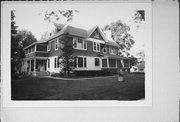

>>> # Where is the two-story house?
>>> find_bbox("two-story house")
[22,23,131,76]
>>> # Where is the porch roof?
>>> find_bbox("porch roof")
[98,54,130,59]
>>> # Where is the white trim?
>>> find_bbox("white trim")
[93,41,100,52]
[102,58,108,68]
[109,47,117,55]
[76,56,87,68]
[55,39,58,50]
[47,42,51,52]
[35,51,48,53]
[87,38,105,44]
[94,57,100,67]
[73,37,87,50]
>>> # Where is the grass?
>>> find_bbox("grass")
[11,73,145,100]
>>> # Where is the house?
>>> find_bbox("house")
[22,23,132,76]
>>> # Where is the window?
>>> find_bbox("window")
[93,42,100,52]
[102,59,107,67]
[102,47,107,54]
[84,40,87,50]
[109,47,116,54]
[55,39,58,50]
[109,59,116,67]
[78,57,83,67]
[76,57,87,68]
[47,42,51,51]
[54,57,60,68]
[84,57,87,67]
[54,57,57,68]
[48,59,50,68]
[73,38,87,50]
[95,58,100,67]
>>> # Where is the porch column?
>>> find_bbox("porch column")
[107,58,109,68]
[34,58,36,72]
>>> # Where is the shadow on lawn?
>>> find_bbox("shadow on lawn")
[11,73,145,100]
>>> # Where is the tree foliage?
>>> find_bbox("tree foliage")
[39,10,79,23]
[11,10,23,77]
[133,10,145,23]
[18,29,37,48]
[58,35,76,77]
[103,20,135,57]
[11,11,37,77]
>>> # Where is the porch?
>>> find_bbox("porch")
[25,57,49,76]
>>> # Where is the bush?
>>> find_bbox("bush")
[74,70,113,77]
[51,72,63,77]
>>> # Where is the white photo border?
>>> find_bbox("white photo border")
[1,1,152,107]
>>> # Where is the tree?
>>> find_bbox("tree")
[18,29,37,48]
[103,20,135,57]
[133,10,145,29]
[133,10,145,23]
[58,35,76,77]
[11,11,37,78]
[39,10,79,23]
[11,10,23,77]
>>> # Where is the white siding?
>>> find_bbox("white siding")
[75,56,102,71]
[47,56,62,73]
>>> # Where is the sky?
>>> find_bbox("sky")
[14,2,151,56]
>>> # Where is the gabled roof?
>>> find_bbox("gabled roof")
[24,23,120,49]
[87,25,109,42]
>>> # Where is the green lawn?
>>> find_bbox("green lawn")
[11,73,145,100]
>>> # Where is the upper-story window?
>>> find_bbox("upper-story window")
[109,47,116,55]
[102,47,107,54]
[55,39,58,50]
[47,42,51,51]
[93,42,100,52]
[73,37,87,50]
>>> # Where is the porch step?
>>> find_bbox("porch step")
[35,71,50,76]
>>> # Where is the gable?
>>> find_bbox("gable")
[89,28,105,41]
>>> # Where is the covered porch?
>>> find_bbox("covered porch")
[25,57,49,76]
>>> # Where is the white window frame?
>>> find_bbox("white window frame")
[55,39,58,50]
[109,47,116,55]
[47,42,51,52]
[73,37,87,50]
[93,42,100,52]
[94,58,100,67]
[76,56,87,68]
[102,58,108,68]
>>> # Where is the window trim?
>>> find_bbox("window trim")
[109,47,116,55]
[73,37,87,50]
[55,39,58,50]
[94,58,100,67]
[102,58,108,68]
[76,56,87,68]
[93,42,100,52]
[47,42,51,52]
